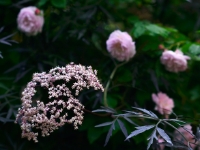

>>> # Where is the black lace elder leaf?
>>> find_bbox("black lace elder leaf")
[123,116,138,126]
[167,119,186,124]
[147,129,157,150]
[188,146,193,150]
[95,121,114,127]
[0,27,17,46]
[126,125,155,140]
[157,127,173,145]
[101,106,117,113]
[104,123,115,146]
[124,110,141,115]
[92,106,117,114]
[117,119,129,140]
[132,107,158,118]
[92,109,114,113]
[0,51,2,58]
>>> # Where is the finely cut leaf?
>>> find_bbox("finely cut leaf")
[92,109,113,113]
[0,93,16,99]
[95,121,113,127]
[117,119,128,139]
[157,127,173,145]
[101,106,117,113]
[124,116,138,126]
[6,108,12,119]
[0,40,11,45]
[168,119,186,124]
[132,107,158,118]
[135,125,155,130]
[0,27,4,32]
[104,124,114,146]
[126,125,155,140]
[124,111,141,115]
[147,129,157,150]
[112,122,115,130]
[0,117,13,123]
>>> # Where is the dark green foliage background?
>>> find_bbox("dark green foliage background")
[1,0,200,149]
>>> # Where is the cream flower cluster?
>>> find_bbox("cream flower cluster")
[17,6,44,36]
[106,30,136,62]
[160,49,190,73]
[15,63,104,142]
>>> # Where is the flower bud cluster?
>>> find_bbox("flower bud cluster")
[15,63,104,142]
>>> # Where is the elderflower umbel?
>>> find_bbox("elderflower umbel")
[15,63,104,142]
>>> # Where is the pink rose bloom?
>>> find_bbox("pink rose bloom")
[152,92,174,116]
[160,49,190,73]
[17,6,44,36]
[174,124,197,149]
[157,138,165,150]
[106,30,136,61]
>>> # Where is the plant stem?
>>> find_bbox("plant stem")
[113,114,159,121]
[163,120,188,143]
[103,61,128,107]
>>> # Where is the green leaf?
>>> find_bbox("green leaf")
[117,69,132,83]
[79,115,95,131]
[107,95,118,108]
[0,83,9,90]
[51,0,67,8]
[88,126,107,144]
[0,0,11,5]
[145,24,169,37]
[132,21,146,38]
[181,42,192,53]
[190,86,200,101]
[38,0,49,7]
[189,44,200,55]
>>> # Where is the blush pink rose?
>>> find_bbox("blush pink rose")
[17,6,44,36]
[106,30,136,61]
[152,92,174,116]
[157,138,165,150]
[160,49,190,73]
[174,124,197,149]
